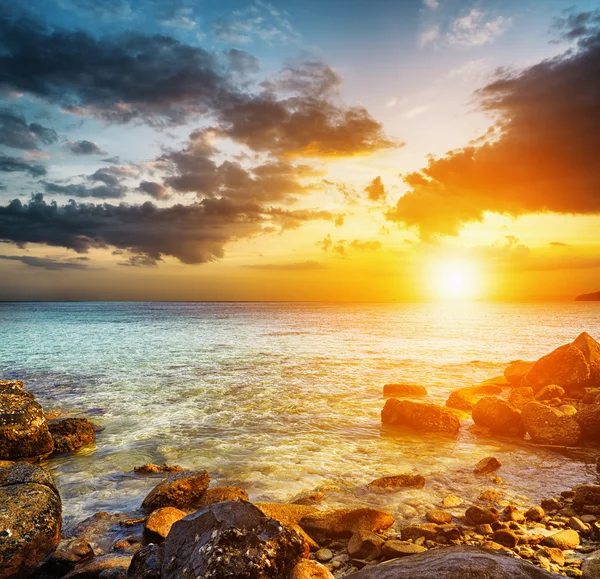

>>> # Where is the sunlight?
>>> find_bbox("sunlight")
[430,259,479,300]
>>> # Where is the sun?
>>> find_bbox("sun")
[429,259,479,300]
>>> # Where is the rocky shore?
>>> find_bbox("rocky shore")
[1,332,600,578]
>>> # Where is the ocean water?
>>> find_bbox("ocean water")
[1,301,599,527]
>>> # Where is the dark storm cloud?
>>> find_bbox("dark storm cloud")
[386,13,600,238]
[65,140,106,155]
[0,194,339,264]
[0,110,58,150]
[138,181,171,200]
[0,254,91,270]
[101,156,122,165]
[0,155,46,177]
[43,182,127,199]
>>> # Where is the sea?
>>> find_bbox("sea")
[1,301,599,527]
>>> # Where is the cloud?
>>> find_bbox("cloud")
[59,0,135,21]
[365,176,386,202]
[42,182,127,199]
[65,140,106,155]
[447,8,511,48]
[244,260,327,270]
[138,181,171,200]
[403,105,430,119]
[0,110,58,150]
[418,25,440,48]
[423,0,439,9]
[159,7,197,30]
[386,16,600,237]
[349,240,382,251]
[0,155,46,177]
[0,254,91,270]
[0,193,340,264]
[552,9,600,46]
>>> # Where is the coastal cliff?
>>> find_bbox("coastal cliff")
[576,291,600,301]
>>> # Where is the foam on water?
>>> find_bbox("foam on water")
[1,301,599,525]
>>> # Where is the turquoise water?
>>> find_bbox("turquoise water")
[1,301,599,526]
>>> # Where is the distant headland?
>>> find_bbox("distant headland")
[576,291,600,301]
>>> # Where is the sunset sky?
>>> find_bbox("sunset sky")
[0,0,599,301]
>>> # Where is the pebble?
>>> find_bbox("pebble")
[315,549,333,563]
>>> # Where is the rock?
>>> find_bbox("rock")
[134,464,184,474]
[300,508,394,538]
[425,510,452,524]
[573,332,600,386]
[50,537,95,575]
[0,462,62,579]
[0,394,54,460]
[314,548,333,562]
[524,343,590,393]
[381,399,460,436]
[576,403,600,440]
[569,517,589,533]
[141,470,210,512]
[472,397,525,437]
[400,524,438,542]
[543,529,580,550]
[508,387,536,410]
[383,384,427,397]
[255,502,319,550]
[289,485,339,506]
[201,486,248,505]
[442,495,463,508]
[560,405,578,416]
[289,559,334,579]
[476,524,494,535]
[474,457,502,475]
[492,529,519,548]
[343,545,562,578]
[541,498,562,512]
[479,489,503,503]
[347,531,384,559]
[446,388,479,412]
[367,474,425,490]
[162,501,305,579]
[582,550,600,579]
[127,544,162,579]
[63,554,132,579]
[143,507,185,543]
[465,506,499,525]
[522,402,581,445]
[505,361,536,386]
[49,418,97,454]
[536,385,566,401]
[0,380,34,399]
[381,541,427,559]
[574,485,600,507]
[502,506,525,523]
[536,547,565,566]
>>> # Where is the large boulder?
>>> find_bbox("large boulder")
[367,474,425,490]
[141,470,210,512]
[299,507,394,538]
[381,399,460,435]
[573,332,600,386]
[472,397,525,437]
[524,343,590,393]
[0,462,62,579]
[0,381,34,399]
[522,402,581,446]
[128,544,162,579]
[254,502,319,550]
[576,402,600,440]
[343,545,562,578]
[0,394,54,460]
[49,418,97,455]
[508,387,535,410]
[162,501,305,579]
[573,484,600,508]
[582,549,600,579]
[504,361,535,386]
[143,507,186,543]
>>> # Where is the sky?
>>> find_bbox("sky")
[0,0,599,301]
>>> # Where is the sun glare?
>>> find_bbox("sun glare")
[430,259,479,300]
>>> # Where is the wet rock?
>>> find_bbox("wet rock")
[522,402,581,446]
[290,485,339,506]
[400,524,438,542]
[502,506,525,523]
[492,529,519,548]
[347,531,384,559]
[0,462,62,579]
[442,495,463,508]
[582,549,600,579]
[127,544,163,579]
[343,544,562,578]
[134,464,183,474]
[425,510,452,524]
[476,524,494,535]
[508,387,536,410]
[0,380,34,399]
[541,498,562,512]
[201,486,248,505]
[162,500,305,579]
[446,388,479,412]
[381,399,460,435]
[255,502,319,550]
[569,517,589,533]
[560,405,578,416]
[465,506,499,525]
[543,529,580,550]
[474,457,502,475]
[576,403,600,440]
[0,394,54,460]
[383,384,427,397]
[143,507,185,543]
[367,474,425,490]
[300,507,394,538]
[536,547,565,566]
[289,559,334,579]
[524,343,590,394]
[479,488,504,503]
[49,537,95,575]
[573,485,600,508]
[49,418,97,454]
[505,361,536,386]
[381,541,427,559]
[472,397,525,437]
[536,385,566,401]
[63,554,132,578]
[141,470,210,512]
[572,332,600,386]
